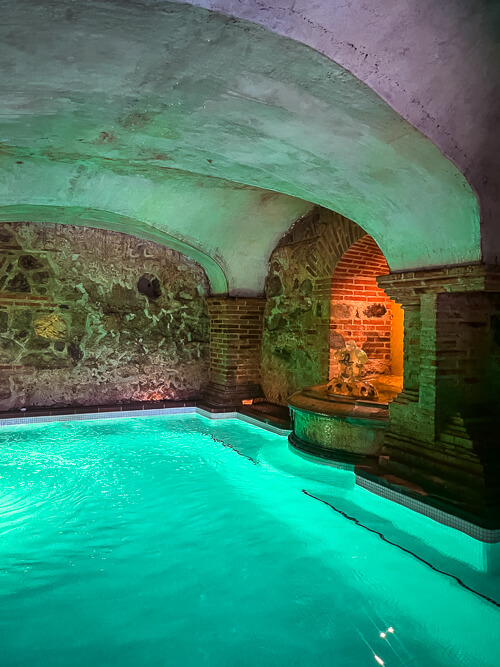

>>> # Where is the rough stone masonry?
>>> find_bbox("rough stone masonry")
[0,222,210,409]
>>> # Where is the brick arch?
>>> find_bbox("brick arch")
[312,213,367,279]
[329,235,402,379]
[303,211,366,385]
[261,207,367,403]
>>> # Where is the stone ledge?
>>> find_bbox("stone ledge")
[380,432,500,526]
[378,264,500,303]
[0,400,197,420]
[203,381,264,406]
[0,399,292,437]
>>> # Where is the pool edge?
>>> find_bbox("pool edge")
[1,405,498,544]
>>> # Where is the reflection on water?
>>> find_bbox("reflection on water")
[0,414,498,667]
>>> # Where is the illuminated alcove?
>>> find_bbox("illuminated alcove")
[329,235,404,393]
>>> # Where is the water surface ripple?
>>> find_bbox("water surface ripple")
[0,415,499,666]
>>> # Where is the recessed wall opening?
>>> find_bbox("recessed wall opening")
[137,273,162,300]
[329,235,404,394]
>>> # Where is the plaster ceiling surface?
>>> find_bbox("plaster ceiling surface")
[0,0,480,294]
[183,0,500,262]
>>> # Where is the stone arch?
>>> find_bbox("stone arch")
[0,0,481,296]
[261,207,366,405]
[181,0,499,263]
[0,205,228,295]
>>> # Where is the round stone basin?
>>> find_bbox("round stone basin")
[288,382,400,463]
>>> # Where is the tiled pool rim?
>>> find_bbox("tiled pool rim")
[1,405,499,545]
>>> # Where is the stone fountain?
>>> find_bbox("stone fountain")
[288,340,401,464]
[325,340,378,399]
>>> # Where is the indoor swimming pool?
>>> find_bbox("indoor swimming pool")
[0,413,499,666]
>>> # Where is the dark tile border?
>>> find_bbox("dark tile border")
[0,400,197,420]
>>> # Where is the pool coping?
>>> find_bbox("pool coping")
[1,405,499,544]
[0,405,291,436]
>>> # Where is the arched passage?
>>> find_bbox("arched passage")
[0,0,480,298]
[329,236,404,387]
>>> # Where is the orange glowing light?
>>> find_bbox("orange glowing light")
[241,399,254,405]
[135,390,166,401]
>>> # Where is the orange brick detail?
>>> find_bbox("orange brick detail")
[207,298,266,390]
[330,235,393,376]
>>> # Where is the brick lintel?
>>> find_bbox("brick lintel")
[377,264,500,304]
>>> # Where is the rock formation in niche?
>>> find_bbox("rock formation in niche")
[325,340,378,399]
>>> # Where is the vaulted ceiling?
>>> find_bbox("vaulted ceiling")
[2,0,496,293]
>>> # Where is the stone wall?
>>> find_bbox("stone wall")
[0,222,210,409]
[261,207,365,404]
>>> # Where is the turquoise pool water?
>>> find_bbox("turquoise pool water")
[0,414,499,666]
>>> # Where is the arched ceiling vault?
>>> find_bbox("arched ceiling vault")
[0,0,481,294]
[183,0,500,263]
[0,204,230,294]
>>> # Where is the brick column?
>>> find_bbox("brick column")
[312,276,334,383]
[378,266,500,525]
[204,297,266,406]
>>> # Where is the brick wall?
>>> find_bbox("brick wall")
[206,297,266,404]
[435,291,500,426]
[261,207,365,403]
[330,235,393,377]
[378,266,500,519]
